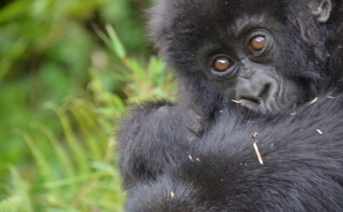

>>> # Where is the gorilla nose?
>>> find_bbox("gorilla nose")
[257,83,272,100]
[236,81,272,101]
[235,77,275,111]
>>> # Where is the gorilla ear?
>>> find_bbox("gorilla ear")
[309,0,332,23]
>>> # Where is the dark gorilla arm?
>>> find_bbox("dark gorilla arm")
[125,94,343,212]
[119,101,202,189]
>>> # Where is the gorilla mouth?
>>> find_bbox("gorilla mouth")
[240,96,261,105]
[236,97,273,114]
[240,98,263,112]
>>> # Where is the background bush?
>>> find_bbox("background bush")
[0,0,176,211]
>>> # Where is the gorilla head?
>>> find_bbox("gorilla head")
[149,0,343,115]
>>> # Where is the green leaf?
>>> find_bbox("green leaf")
[105,24,126,58]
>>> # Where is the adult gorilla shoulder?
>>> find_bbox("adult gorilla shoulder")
[118,0,343,195]
[125,94,343,211]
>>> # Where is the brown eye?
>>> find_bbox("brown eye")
[249,36,266,52]
[212,57,231,72]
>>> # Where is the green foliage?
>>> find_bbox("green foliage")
[1,28,175,210]
[0,196,23,212]
[101,24,176,103]
[0,0,177,211]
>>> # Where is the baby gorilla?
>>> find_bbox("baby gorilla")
[119,0,343,211]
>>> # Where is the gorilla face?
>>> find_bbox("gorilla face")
[149,0,332,115]
[201,18,301,113]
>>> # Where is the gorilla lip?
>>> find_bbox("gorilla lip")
[239,98,266,112]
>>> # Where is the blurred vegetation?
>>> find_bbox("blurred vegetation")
[0,0,176,211]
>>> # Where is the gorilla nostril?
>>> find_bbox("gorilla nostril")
[259,83,271,100]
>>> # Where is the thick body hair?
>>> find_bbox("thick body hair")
[119,101,202,189]
[118,0,343,211]
[125,94,343,211]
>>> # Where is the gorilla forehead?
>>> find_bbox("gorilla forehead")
[152,0,287,25]
[149,0,289,54]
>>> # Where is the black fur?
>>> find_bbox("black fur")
[118,0,343,211]
[119,101,202,189]
[125,94,343,211]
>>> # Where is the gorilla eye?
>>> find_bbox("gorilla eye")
[249,36,266,52]
[212,57,232,72]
